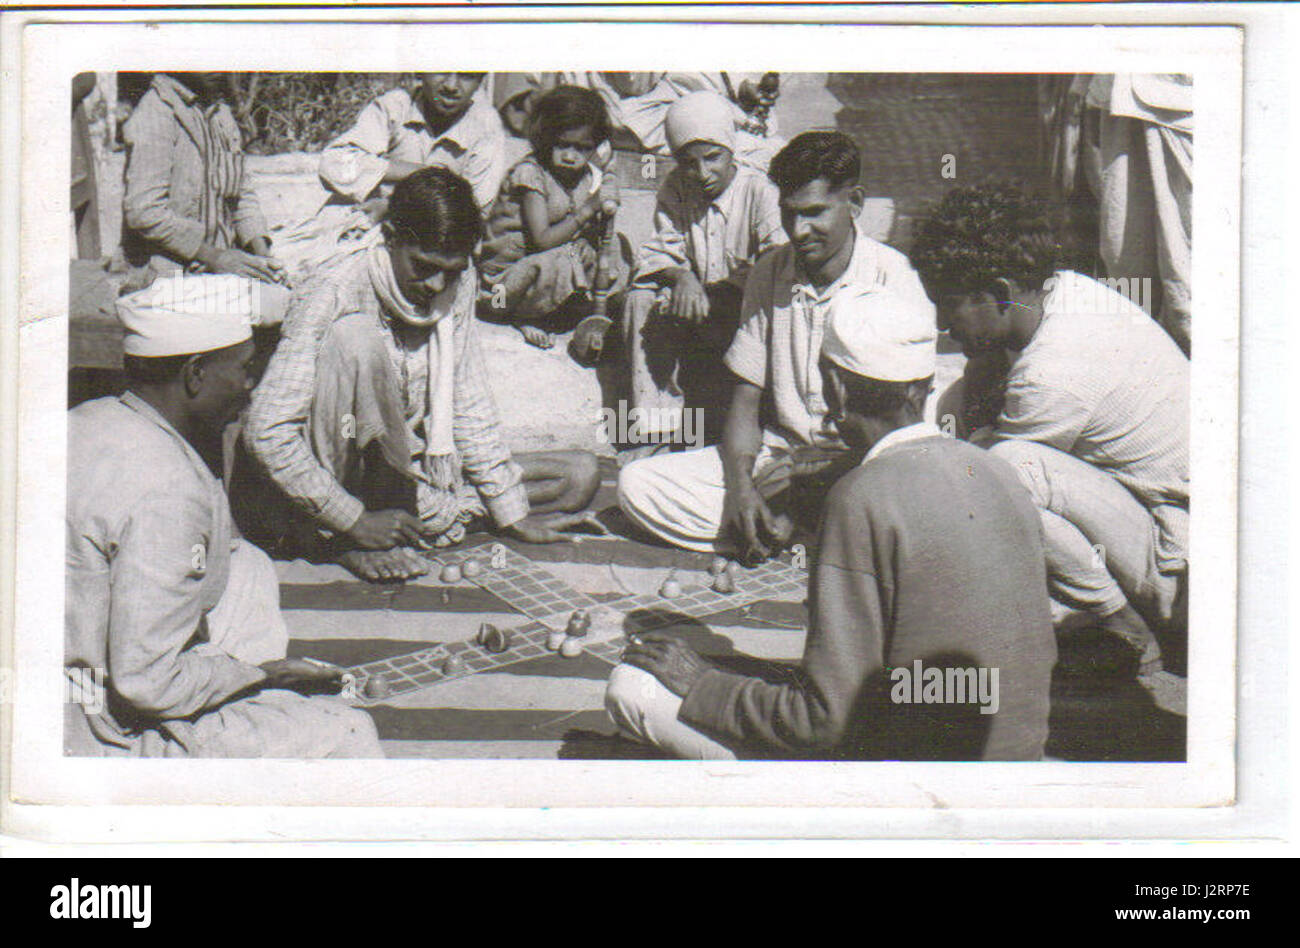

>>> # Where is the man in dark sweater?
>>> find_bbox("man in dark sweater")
[605,288,1057,760]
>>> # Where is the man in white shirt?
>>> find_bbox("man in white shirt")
[617,131,935,558]
[66,274,383,757]
[910,183,1189,675]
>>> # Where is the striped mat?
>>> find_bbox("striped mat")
[277,460,1187,761]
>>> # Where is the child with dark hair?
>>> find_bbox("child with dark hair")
[238,166,601,584]
[479,85,629,350]
[910,182,1188,676]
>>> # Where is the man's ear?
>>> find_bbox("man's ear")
[991,277,1016,312]
[180,354,205,398]
[847,185,866,218]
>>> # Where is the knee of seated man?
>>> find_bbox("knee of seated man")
[989,439,1053,501]
[604,663,661,725]
[616,456,653,513]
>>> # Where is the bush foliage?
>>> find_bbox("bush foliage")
[230,73,413,154]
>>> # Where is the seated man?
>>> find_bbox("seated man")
[238,167,600,583]
[66,275,381,758]
[617,130,934,557]
[605,289,1057,760]
[622,91,785,448]
[121,72,285,287]
[909,183,1189,674]
[319,73,506,214]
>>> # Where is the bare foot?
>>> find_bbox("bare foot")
[520,325,555,349]
[1100,604,1163,677]
[337,547,429,584]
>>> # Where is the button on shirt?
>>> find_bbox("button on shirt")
[318,88,507,211]
[724,228,935,451]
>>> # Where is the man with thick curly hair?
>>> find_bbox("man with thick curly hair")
[910,183,1188,675]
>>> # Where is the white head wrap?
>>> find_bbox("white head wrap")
[821,288,938,382]
[117,274,289,357]
[664,91,738,155]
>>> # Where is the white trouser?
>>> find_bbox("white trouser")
[604,664,737,760]
[617,444,780,553]
[989,439,1183,624]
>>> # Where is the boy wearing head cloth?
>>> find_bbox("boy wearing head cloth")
[66,274,383,758]
[621,91,786,449]
[606,288,1057,761]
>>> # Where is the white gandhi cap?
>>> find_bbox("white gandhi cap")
[117,273,290,358]
[821,287,938,382]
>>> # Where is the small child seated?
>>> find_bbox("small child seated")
[622,91,786,447]
[478,85,629,351]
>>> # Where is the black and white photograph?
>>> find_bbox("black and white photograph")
[4,10,1260,830]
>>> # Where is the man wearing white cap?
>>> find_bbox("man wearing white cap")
[621,91,786,449]
[618,131,934,559]
[605,289,1056,760]
[65,273,383,757]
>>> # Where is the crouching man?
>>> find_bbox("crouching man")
[66,275,382,757]
[909,184,1188,675]
[237,167,601,583]
[605,290,1057,760]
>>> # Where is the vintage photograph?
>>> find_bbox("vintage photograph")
[60,65,1196,765]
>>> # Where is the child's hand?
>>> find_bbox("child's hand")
[598,174,621,215]
[669,270,711,323]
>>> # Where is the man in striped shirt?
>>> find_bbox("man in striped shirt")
[910,184,1189,675]
[237,168,600,583]
[121,73,285,286]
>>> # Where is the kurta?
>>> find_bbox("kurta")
[66,393,380,758]
[679,427,1057,761]
[121,75,267,275]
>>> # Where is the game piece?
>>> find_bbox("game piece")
[545,630,567,652]
[462,558,484,579]
[440,562,462,583]
[481,625,511,654]
[659,576,682,598]
[363,675,391,699]
[559,636,584,658]
[709,555,729,576]
[711,571,735,594]
[441,655,466,676]
[565,609,591,637]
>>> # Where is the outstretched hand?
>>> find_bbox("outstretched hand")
[505,510,610,544]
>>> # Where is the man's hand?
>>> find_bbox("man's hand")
[258,657,344,693]
[197,245,287,284]
[346,509,428,550]
[505,510,607,544]
[598,174,621,215]
[668,269,710,323]
[721,480,782,563]
[621,633,712,698]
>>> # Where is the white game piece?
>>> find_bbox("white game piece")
[439,563,462,583]
[545,630,567,652]
[559,637,584,658]
[659,578,682,599]
[708,555,729,576]
[462,559,484,579]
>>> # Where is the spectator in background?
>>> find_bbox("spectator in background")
[71,72,101,259]
[478,86,627,350]
[620,91,785,451]
[318,73,506,215]
[121,73,284,288]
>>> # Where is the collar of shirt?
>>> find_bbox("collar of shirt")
[788,224,877,302]
[401,95,495,154]
[862,421,944,465]
[118,389,214,480]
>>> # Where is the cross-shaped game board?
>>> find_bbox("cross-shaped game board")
[342,544,807,705]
